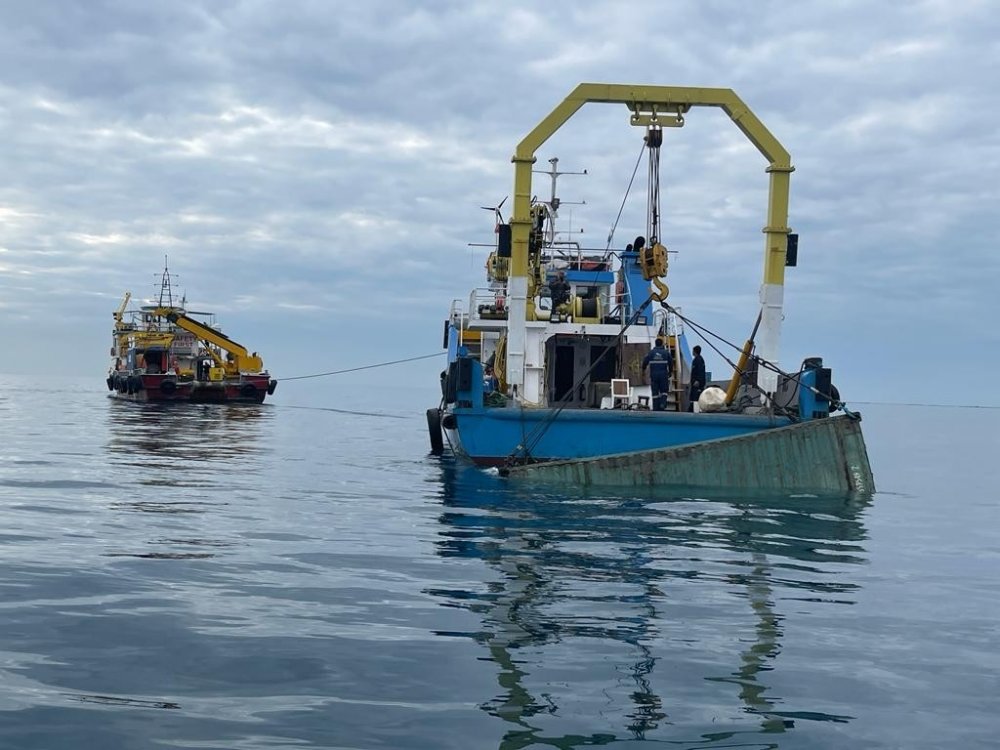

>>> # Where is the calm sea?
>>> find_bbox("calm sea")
[0,374,997,749]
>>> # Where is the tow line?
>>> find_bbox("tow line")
[278,352,444,382]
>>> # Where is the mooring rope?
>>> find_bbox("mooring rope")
[278,352,444,381]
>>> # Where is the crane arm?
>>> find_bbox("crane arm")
[152,307,264,373]
[114,291,132,325]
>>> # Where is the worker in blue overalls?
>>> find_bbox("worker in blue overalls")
[642,337,673,411]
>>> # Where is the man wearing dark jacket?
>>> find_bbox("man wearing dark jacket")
[642,338,672,411]
[549,271,571,308]
[689,345,706,411]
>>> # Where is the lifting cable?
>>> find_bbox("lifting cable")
[646,127,663,244]
[604,142,647,255]
[278,352,443,382]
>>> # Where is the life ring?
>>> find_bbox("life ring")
[160,379,177,394]
[240,383,257,398]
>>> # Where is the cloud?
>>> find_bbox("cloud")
[0,0,997,403]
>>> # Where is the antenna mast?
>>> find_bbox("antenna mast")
[157,256,177,308]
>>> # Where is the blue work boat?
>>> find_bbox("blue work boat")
[428,83,870,486]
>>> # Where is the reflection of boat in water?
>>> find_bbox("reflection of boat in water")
[105,402,273,517]
[106,401,273,468]
[107,261,277,403]
[103,400,272,555]
[430,460,868,746]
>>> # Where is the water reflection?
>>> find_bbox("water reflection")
[429,459,871,748]
[102,401,273,557]
[105,400,273,468]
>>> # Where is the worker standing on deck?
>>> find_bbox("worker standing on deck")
[689,345,706,411]
[642,338,672,411]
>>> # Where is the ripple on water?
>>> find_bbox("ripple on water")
[0,383,997,748]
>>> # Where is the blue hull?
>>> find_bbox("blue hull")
[446,406,792,466]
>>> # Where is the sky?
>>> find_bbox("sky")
[1,0,997,405]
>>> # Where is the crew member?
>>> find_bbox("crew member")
[484,366,499,394]
[689,345,706,411]
[642,337,673,411]
[549,271,571,309]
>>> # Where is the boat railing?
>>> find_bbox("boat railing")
[468,287,508,321]
[543,248,613,272]
[667,307,684,337]
[653,307,685,339]
[653,307,668,333]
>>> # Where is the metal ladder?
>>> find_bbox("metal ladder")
[659,309,685,412]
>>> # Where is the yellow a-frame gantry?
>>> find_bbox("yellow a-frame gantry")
[503,83,794,394]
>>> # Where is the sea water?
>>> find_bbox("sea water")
[0,374,997,749]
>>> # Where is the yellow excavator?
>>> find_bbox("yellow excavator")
[152,307,265,376]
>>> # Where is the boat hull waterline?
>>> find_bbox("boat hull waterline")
[106,372,274,404]
[444,407,791,467]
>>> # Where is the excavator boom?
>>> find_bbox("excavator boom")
[152,307,264,373]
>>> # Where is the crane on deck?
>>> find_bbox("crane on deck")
[152,307,265,376]
[113,292,132,327]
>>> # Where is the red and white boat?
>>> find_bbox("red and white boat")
[107,263,277,404]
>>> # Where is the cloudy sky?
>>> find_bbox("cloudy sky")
[1,0,996,405]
